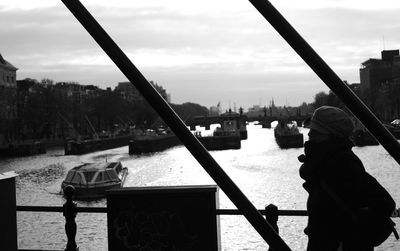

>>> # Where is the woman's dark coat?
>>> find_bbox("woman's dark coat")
[299,139,395,251]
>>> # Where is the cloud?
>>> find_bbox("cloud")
[1,1,400,109]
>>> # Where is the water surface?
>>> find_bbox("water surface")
[2,124,400,250]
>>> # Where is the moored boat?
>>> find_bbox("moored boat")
[195,115,242,151]
[197,133,241,150]
[64,134,133,155]
[350,117,379,146]
[129,130,181,154]
[0,140,46,158]
[384,119,400,139]
[219,110,248,140]
[274,120,304,149]
[61,161,128,200]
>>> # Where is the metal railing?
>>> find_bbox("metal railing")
[16,206,307,216]
[15,200,400,251]
[15,186,305,251]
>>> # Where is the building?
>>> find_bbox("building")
[114,81,170,104]
[246,105,265,118]
[209,102,221,116]
[114,82,143,104]
[360,50,400,120]
[360,50,400,98]
[0,53,17,87]
[0,53,18,144]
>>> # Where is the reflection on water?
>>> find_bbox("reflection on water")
[1,124,400,250]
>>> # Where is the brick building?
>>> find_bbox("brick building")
[360,50,400,121]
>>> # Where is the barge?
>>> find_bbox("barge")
[274,120,304,149]
[129,133,181,154]
[0,141,46,157]
[64,134,132,155]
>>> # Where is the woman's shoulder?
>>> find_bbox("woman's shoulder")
[324,148,365,177]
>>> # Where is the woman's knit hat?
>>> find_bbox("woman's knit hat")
[309,106,354,137]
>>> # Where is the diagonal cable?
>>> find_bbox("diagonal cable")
[60,0,292,250]
[249,0,400,166]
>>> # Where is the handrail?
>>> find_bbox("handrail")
[15,205,400,217]
[16,205,106,213]
[249,0,400,166]
[60,0,290,250]
[17,205,307,216]
[15,204,400,251]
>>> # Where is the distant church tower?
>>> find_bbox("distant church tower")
[269,98,278,117]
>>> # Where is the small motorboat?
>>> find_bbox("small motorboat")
[61,161,128,200]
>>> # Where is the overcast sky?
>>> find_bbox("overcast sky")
[1,0,400,111]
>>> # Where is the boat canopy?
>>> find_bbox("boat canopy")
[64,162,122,185]
[391,119,400,126]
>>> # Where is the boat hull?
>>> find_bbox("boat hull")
[387,127,400,139]
[0,141,46,157]
[197,135,241,150]
[129,134,181,154]
[61,182,122,200]
[240,129,248,140]
[61,163,128,200]
[65,135,132,155]
[275,134,304,149]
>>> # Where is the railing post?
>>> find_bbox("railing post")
[0,171,18,251]
[265,204,279,251]
[63,185,79,251]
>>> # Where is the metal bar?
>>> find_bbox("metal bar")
[16,206,107,213]
[60,1,291,250]
[18,249,63,251]
[216,209,308,216]
[249,0,400,165]
[16,206,308,216]
[16,206,400,217]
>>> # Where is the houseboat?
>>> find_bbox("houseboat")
[197,133,241,151]
[195,115,242,151]
[64,133,133,155]
[129,129,181,154]
[61,161,128,200]
[274,120,304,149]
[219,110,248,140]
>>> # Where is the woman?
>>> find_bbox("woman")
[299,106,395,251]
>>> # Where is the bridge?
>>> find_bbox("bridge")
[185,110,248,130]
[185,113,309,130]
[246,114,310,128]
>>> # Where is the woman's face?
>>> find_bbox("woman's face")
[308,128,331,143]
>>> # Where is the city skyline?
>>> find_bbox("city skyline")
[1,0,400,110]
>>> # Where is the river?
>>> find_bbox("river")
[1,123,400,251]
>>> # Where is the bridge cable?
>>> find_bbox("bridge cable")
[60,0,292,250]
[249,0,400,166]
